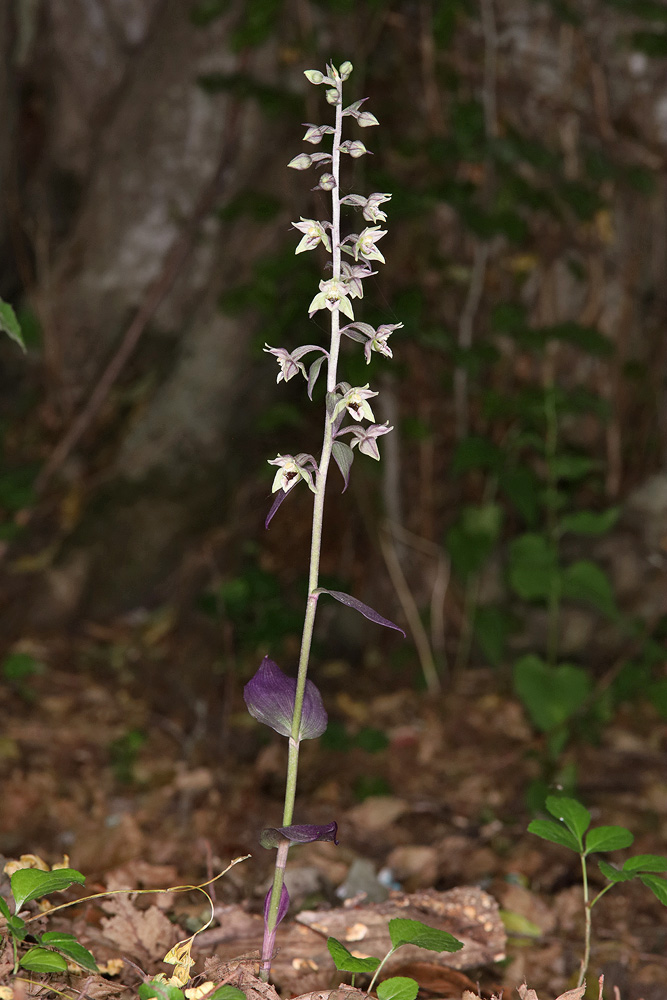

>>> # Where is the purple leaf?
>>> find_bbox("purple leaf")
[332,440,354,492]
[265,488,290,528]
[264,884,290,928]
[315,588,406,637]
[244,657,327,740]
[260,822,339,849]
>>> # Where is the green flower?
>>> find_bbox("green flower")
[292,218,332,254]
[308,279,355,320]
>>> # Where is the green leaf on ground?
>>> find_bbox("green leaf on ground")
[388,917,464,953]
[19,947,68,973]
[376,977,419,1000]
[327,937,380,973]
[40,931,98,972]
[11,867,86,912]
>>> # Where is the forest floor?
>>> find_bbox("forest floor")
[1,619,666,1000]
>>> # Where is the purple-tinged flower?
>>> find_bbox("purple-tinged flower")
[292,218,332,254]
[244,657,327,740]
[352,227,387,264]
[339,192,391,224]
[333,384,378,422]
[363,323,402,363]
[263,345,304,383]
[302,124,335,144]
[338,421,393,461]
[264,344,329,384]
[340,261,375,299]
[267,453,318,493]
[308,279,354,321]
[260,822,339,849]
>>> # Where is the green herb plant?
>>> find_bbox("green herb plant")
[327,918,464,1000]
[529,795,667,987]
[0,866,96,975]
[239,60,462,982]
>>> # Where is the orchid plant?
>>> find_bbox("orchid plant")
[242,61,407,980]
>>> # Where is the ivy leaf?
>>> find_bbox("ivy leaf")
[327,937,380,973]
[11,868,86,912]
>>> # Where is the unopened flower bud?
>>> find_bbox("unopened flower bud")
[339,61,353,80]
[304,70,325,85]
[288,153,313,170]
[325,88,339,105]
[316,173,336,191]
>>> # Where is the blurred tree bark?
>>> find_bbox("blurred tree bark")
[2,0,666,633]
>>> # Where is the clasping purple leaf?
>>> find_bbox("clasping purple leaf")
[244,657,327,740]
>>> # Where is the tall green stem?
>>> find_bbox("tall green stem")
[261,79,345,981]
[578,852,591,987]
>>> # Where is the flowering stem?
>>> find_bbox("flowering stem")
[261,80,345,980]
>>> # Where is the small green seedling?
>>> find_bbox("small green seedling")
[327,917,464,999]
[0,866,97,975]
[529,795,667,986]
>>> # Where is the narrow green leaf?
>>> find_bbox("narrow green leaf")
[11,867,86,912]
[0,896,11,919]
[327,937,380,973]
[376,977,419,1000]
[0,300,26,351]
[598,859,634,883]
[388,918,464,953]
[623,854,667,873]
[19,947,68,973]
[639,873,667,905]
[40,931,98,972]
[528,818,579,853]
[545,796,590,846]
[585,825,634,855]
